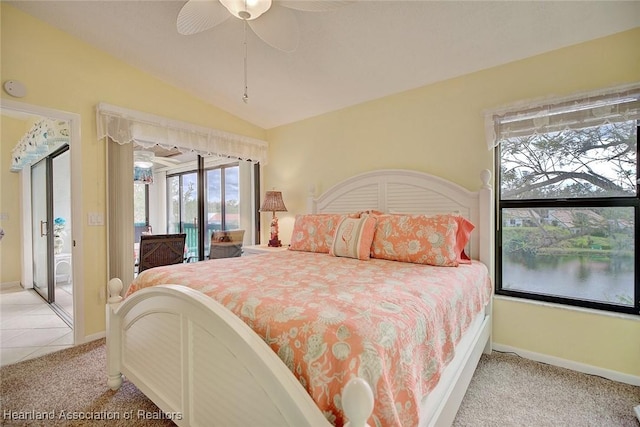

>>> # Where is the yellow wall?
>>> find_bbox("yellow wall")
[0,115,27,283]
[1,4,266,336]
[266,28,640,378]
[493,298,640,376]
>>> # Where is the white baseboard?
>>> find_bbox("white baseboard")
[0,281,21,290]
[492,343,640,387]
[77,331,106,345]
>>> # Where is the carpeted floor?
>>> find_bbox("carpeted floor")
[0,339,171,427]
[1,339,638,426]
[454,351,640,427]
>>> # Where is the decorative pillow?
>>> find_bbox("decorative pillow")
[370,214,460,266]
[289,214,346,253]
[452,214,474,263]
[329,215,377,260]
[354,209,385,217]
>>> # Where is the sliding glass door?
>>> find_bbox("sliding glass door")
[166,161,241,261]
[31,159,50,301]
[30,146,73,324]
[52,150,73,319]
[167,171,198,260]
[205,165,239,256]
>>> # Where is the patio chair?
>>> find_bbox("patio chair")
[209,229,245,259]
[138,233,186,273]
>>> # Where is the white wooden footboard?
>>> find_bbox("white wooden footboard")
[106,279,373,427]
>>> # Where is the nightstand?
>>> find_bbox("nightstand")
[243,245,289,256]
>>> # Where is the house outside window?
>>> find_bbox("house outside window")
[489,84,639,315]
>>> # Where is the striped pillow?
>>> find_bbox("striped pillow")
[329,215,377,260]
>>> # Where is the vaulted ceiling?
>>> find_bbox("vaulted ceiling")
[6,1,640,129]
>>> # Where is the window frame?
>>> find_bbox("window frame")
[133,181,151,245]
[166,169,198,232]
[134,183,150,227]
[203,162,240,258]
[166,159,248,261]
[204,162,240,232]
[495,123,639,316]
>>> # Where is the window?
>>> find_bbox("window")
[167,162,241,260]
[101,103,267,284]
[133,182,150,238]
[205,164,239,256]
[167,171,199,259]
[491,86,639,315]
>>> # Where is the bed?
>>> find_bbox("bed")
[106,168,494,427]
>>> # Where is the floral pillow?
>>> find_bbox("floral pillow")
[289,214,346,253]
[370,213,461,266]
[329,215,377,260]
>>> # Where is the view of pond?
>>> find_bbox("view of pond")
[502,253,635,306]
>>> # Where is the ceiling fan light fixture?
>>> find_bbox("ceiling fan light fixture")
[134,150,155,169]
[220,0,272,20]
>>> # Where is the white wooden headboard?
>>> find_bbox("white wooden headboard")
[307,169,494,272]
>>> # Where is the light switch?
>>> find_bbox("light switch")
[88,212,104,226]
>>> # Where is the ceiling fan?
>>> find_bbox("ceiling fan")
[134,150,180,168]
[177,0,351,52]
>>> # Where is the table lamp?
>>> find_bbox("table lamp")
[260,190,287,247]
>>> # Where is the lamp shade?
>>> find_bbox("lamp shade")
[260,191,287,212]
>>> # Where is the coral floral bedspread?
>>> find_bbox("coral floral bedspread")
[126,250,491,426]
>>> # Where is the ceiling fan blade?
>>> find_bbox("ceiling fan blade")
[277,0,352,12]
[154,157,180,167]
[177,0,231,35]
[248,3,299,52]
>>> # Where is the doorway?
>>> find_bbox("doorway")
[1,98,84,344]
[31,145,73,326]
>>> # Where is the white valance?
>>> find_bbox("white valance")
[96,103,268,164]
[484,83,640,150]
[10,118,70,172]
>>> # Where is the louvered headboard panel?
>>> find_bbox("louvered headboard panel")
[385,182,471,217]
[312,182,380,214]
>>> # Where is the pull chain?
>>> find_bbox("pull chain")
[242,20,249,103]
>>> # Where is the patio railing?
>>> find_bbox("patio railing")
[136,222,231,261]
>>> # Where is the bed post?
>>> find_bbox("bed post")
[307,184,317,214]
[478,169,494,355]
[106,278,124,390]
[478,169,493,275]
[342,377,374,427]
